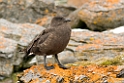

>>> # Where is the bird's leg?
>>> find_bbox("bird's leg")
[44,56,54,70]
[54,54,68,69]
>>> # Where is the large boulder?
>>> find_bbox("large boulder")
[68,28,124,63]
[78,0,124,31]
[0,0,55,23]
[0,0,76,27]
[0,19,45,78]
[69,0,124,31]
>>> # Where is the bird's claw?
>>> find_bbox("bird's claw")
[58,64,68,69]
[45,65,54,70]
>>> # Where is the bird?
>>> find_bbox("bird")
[24,16,71,70]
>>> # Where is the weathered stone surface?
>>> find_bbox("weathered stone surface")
[67,0,90,8]
[18,64,124,83]
[116,68,124,78]
[78,0,124,31]
[0,19,45,78]
[0,79,12,83]
[0,0,54,23]
[0,0,75,27]
[59,51,77,64]
[68,0,124,31]
[1,18,124,82]
[68,8,81,28]
[69,29,124,62]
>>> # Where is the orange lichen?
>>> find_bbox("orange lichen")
[44,9,49,14]
[35,17,48,26]
[1,26,8,31]
[22,24,34,28]
[0,0,2,2]
[76,44,101,51]
[20,64,123,83]
[106,0,120,4]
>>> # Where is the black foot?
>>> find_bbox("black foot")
[58,64,68,69]
[44,65,54,70]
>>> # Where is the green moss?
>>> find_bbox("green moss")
[100,55,124,66]
[11,73,21,83]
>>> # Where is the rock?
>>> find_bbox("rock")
[0,19,45,78]
[116,69,124,78]
[0,79,12,83]
[67,0,90,8]
[58,51,77,64]
[0,0,76,27]
[78,0,124,31]
[67,29,124,63]
[55,5,76,17]
[0,0,55,23]
[18,65,124,83]
[74,75,88,82]
[0,37,16,78]
[68,0,124,31]
[0,19,45,46]
[1,18,124,82]
[68,7,83,28]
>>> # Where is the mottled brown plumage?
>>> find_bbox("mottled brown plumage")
[25,16,71,70]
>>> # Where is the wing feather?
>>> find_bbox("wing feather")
[25,27,54,55]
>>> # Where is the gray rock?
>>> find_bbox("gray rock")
[45,80,51,83]
[0,0,75,26]
[78,0,124,31]
[0,37,16,77]
[67,0,90,8]
[0,19,45,78]
[116,69,124,78]
[68,29,124,63]
[55,5,76,17]
[57,76,64,83]
[68,8,81,28]
[59,51,77,64]
[68,0,124,31]
[20,71,33,83]
[0,79,12,83]
[74,75,88,82]
[0,19,45,46]
[0,0,55,23]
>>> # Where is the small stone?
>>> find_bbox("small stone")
[45,80,50,83]
[74,75,88,81]
[116,69,124,78]
[57,76,64,83]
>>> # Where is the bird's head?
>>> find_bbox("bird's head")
[51,16,71,26]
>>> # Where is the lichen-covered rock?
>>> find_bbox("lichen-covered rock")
[0,0,76,27]
[78,0,124,31]
[0,37,16,79]
[68,29,124,63]
[1,18,124,82]
[0,0,55,23]
[18,64,124,83]
[116,68,124,78]
[0,19,45,78]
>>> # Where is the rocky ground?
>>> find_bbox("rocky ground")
[0,0,124,83]
[17,28,124,83]
[18,64,124,83]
